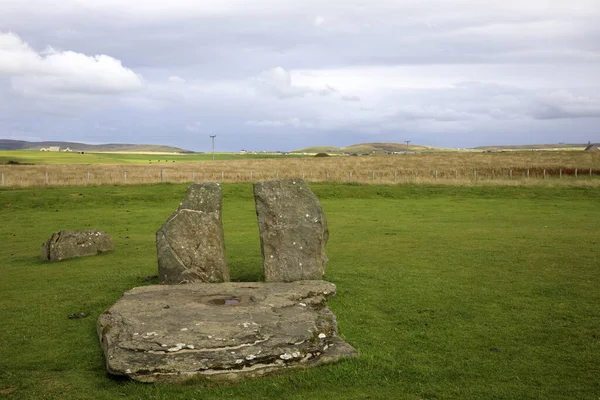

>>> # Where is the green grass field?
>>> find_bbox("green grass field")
[0,150,301,165]
[0,183,599,399]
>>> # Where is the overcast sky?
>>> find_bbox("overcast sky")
[1,0,599,151]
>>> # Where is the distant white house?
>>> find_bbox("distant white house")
[62,147,72,152]
[40,146,61,152]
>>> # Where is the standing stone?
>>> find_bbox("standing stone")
[41,230,114,261]
[254,179,328,282]
[156,183,229,284]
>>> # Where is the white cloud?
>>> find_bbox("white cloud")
[0,32,143,95]
[168,75,186,84]
[246,117,313,128]
[0,32,41,75]
[246,119,285,127]
[185,122,203,133]
[314,15,325,26]
[94,123,117,131]
[253,67,315,98]
[252,67,362,101]
[342,94,361,102]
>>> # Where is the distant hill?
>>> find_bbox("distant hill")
[293,142,449,154]
[293,142,592,154]
[0,139,191,153]
[474,144,587,151]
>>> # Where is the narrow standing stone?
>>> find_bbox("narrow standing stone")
[156,183,229,284]
[254,179,328,282]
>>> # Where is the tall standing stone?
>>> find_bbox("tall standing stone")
[156,183,229,284]
[254,179,328,282]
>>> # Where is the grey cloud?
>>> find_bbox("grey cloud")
[6,2,598,74]
[0,0,599,149]
[532,90,600,119]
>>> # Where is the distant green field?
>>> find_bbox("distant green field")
[1,183,599,399]
[0,150,303,165]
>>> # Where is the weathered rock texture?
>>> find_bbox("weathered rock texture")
[254,179,329,282]
[41,230,113,261]
[97,281,357,382]
[156,183,229,284]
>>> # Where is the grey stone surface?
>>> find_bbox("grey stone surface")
[177,182,222,214]
[254,179,329,282]
[41,230,113,261]
[97,281,357,383]
[156,183,229,284]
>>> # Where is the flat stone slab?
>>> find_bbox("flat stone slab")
[98,281,357,383]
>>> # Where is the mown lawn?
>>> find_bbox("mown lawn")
[0,183,598,399]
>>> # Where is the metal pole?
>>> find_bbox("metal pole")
[210,135,216,161]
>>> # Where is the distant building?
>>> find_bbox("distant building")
[62,147,72,152]
[48,146,60,152]
[584,144,599,151]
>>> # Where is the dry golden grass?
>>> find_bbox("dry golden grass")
[1,151,599,188]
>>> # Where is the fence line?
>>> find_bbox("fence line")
[0,165,599,188]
